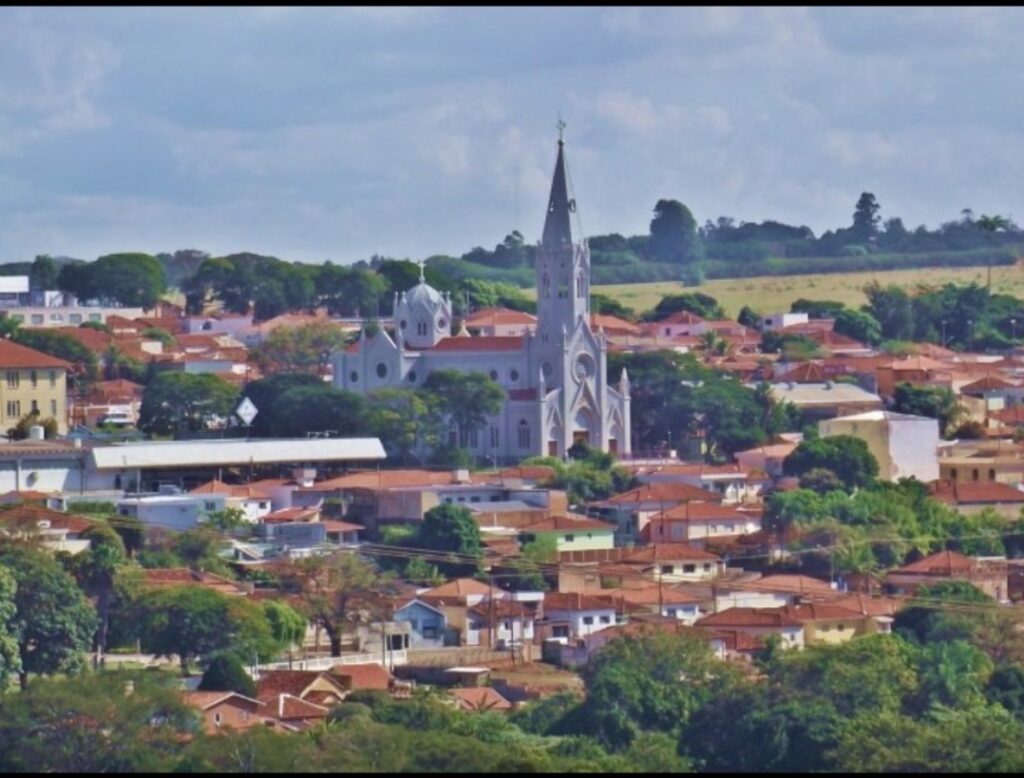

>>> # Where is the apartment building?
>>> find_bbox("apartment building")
[0,340,71,435]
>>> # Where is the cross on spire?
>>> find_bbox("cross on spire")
[556,115,566,144]
[414,258,426,282]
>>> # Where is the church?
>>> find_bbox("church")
[332,131,632,462]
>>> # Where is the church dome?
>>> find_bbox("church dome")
[406,280,443,308]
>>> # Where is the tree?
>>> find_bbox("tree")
[415,504,484,577]
[798,467,844,494]
[205,507,246,532]
[91,253,168,308]
[643,291,724,321]
[141,326,175,348]
[833,308,882,346]
[0,543,97,689]
[422,369,505,447]
[0,670,200,772]
[261,600,307,656]
[892,382,965,436]
[851,192,881,241]
[977,214,1011,293]
[366,388,442,464]
[268,384,369,438]
[7,413,58,440]
[138,586,279,675]
[250,321,351,377]
[138,372,239,436]
[65,524,127,660]
[783,435,879,490]
[198,654,257,697]
[0,568,20,689]
[863,282,914,341]
[242,372,323,437]
[578,630,740,750]
[30,254,58,290]
[648,199,701,265]
[277,552,397,657]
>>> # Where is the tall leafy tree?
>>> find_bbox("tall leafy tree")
[138,586,279,674]
[783,435,879,490]
[0,568,20,689]
[422,369,505,446]
[892,382,965,436]
[65,524,127,659]
[415,504,484,577]
[366,388,442,464]
[648,199,701,264]
[268,384,369,438]
[92,253,168,308]
[277,552,397,657]
[138,372,239,436]
[251,321,351,377]
[851,192,881,241]
[0,543,98,689]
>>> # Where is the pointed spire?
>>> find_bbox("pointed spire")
[541,125,575,248]
[619,367,630,397]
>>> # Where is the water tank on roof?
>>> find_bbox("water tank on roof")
[28,425,45,441]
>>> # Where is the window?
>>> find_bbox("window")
[683,564,696,574]
[50,400,57,416]
[214,713,222,726]
[89,314,101,322]
[564,534,575,543]
[376,362,387,378]
[70,314,82,324]
[49,371,56,387]
[950,468,957,481]
[553,625,569,638]
[30,371,37,387]
[667,608,677,617]
[972,468,980,482]
[49,313,63,322]
[510,369,519,381]
[989,469,996,481]
[204,501,216,511]
[518,420,530,448]
[408,370,417,383]
[470,496,480,503]
[350,371,358,383]
[490,426,499,447]
[5,400,19,418]
[423,626,437,639]
[576,274,584,297]
[599,615,611,624]
[30,314,43,325]
[582,616,594,626]
[30,400,38,414]
[437,318,447,330]
[703,563,712,571]
[400,319,407,329]
[417,321,427,336]
[503,621,511,631]
[6,371,18,388]
[489,369,498,380]
[660,565,674,575]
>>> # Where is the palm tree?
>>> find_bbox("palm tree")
[976,214,1010,293]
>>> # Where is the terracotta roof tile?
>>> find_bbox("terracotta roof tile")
[329,663,393,691]
[429,335,525,352]
[0,339,74,369]
[893,550,978,576]
[520,514,615,532]
[696,607,803,629]
[452,687,512,712]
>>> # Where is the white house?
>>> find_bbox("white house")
[819,410,940,483]
[542,591,620,639]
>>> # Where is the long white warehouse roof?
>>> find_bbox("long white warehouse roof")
[90,437,386,470]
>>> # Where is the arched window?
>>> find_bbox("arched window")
[518,419,530,448]
[542,274,551,299]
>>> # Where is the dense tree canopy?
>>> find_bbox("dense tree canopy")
[138,372,239,436]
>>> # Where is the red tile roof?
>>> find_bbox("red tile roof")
[0,339,74,369]
[543,591,617,612]
[420,578,494,599]
[961,375,1017,393]
[520,514,616,533]
[652,502,751,522]
[892,550,978,576]
[330,663,393,691]
[255,670,347,704]
[782,603,868,622]
[930,480,1024,505]
[463,308,537,327]
[429,335,525,352]
[452,687,513,712]
[741,574,836,595]
[275,694,330,720]
[621,543,721,563]
[596,482,723,506]
[696,607,803,629]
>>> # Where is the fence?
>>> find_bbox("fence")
[254,649,408,676]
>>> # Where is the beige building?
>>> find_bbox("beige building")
[0,340,71,435]
[820,410,939,483]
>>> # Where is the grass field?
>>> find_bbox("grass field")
[591,262,1024,318]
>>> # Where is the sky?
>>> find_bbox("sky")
[2,6,1024,266]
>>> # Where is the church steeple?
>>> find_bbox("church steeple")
[535,121,590,339]
[542,130,575,248]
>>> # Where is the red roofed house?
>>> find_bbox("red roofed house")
[0,339,73,435]
[778,602,893,645]
[254,669,348,714]
[696,607,805,649]
[620,543,725,582]
[885,550,1009,602]
[332,137,632,462]
[640,501,762,545]
[462,307,537,337]
[541,591,621,640]
[590,482,723,544]
[330,662,395,693]
[181,691,273,734]
[518,514,616,553]
[451,686,513,712]
[0,503,95,554]
[929,479,1024,519]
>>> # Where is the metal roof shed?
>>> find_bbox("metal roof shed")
[90,437,386,470]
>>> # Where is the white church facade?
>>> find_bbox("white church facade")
[332,133,632,462]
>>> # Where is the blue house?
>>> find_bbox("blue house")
[393,599,447,648]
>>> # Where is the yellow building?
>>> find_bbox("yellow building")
[0,340,71,435]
